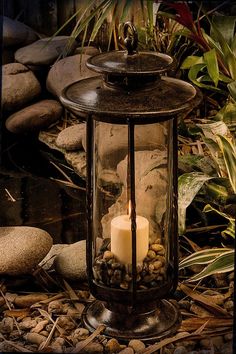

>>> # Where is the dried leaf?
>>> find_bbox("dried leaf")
[179,283,231,317]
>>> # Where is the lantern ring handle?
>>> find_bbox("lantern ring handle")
[123,22,138,55]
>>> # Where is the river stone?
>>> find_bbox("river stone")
[2,63,41,111]
[15,36,77,66]
[0,227,53,276]
[56,123,85,150]
[39,244,69,271]
[46,54,98,97]
[54,240,87,281]
[82,122,167,169]
[5,100,63,134]
[2,16,38,47]
[74,45,100,56]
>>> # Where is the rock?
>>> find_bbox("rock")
[128,339,145,352]
[65,151,87,179]
[46,54,98,97]
[79,342,104,354]
[24,332,47,346]
[56,123,85,150]
[2,16,38,47]
[54,240,86,281]
[118,348,134,354]
[219,341,233,354]
[0,317,14,334]
[2,63,41,111]
[105,338,121,353]
[39,244,69,271]
[173,347,188,354]
[0,226,53,276]
[82,122,167,169]
[5,100,63,134]
[74,45,100,56]
[15,36,77,66]
[72,327,89,341]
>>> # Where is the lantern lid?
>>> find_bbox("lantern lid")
[60,22,202,123]
[86,51,174,77]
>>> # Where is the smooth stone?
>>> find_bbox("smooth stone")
[56,123,85,150]
[105,338,121,353]
[82,123,167,169]
[2,16,38,47]
[2,63,41,111]
[74,45,100,56]
[0,227,53,276]
[128,339,145,352]
[118,348,134,354]
[5,100,63,134]
[54,240,86,281]
[46,53,98,97]
[79,342,104,354]
[15,36,77,66]
[39,244,69,271]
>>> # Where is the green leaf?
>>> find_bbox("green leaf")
[89,0,113,42]
[203,204,235,239]
[179,247,232,269]
[217,135,236,193]
[227,80,236,101]
[211,21,236,80]
[204,49,219,87]
[189,250,234,282]
[181,56,204,69]
[178,172,213,234]
[188,63,222,92]
[211,15,236,46]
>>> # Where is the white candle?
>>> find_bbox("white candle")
[111,214,149,264]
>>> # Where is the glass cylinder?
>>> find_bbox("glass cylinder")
[87,117,178,306]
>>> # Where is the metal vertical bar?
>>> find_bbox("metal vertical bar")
[128,119,137,308]
[171,116,179,293]
[86,114,94,290]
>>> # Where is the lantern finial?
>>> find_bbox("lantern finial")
[123,22,138,55]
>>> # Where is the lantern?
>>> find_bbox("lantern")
[60,23,202,341]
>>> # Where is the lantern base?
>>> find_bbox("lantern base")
[82,299,180,342]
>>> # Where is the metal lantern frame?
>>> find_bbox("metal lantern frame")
[61,22,202,341]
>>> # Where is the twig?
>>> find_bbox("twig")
[137,321,209,354]
[50,178,86,191]
[39,317,59,350]
[0,289,22,335]
[4,188,16,202]
[0,333,33,352]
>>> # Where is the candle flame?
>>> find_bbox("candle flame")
[128,200,131,218]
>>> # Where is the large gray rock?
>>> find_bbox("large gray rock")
[0,227,53,276]
[15,36,77,66]
[2,63,41,111]
[54,240,86,281]
[2,16,38,47]
[46,54,98,97]
[82,122,167,169]
[5,99,63,134]
[39,244,69,271]
[56,123,85,150]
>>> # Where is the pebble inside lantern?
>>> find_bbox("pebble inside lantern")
[60,23,202,341]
